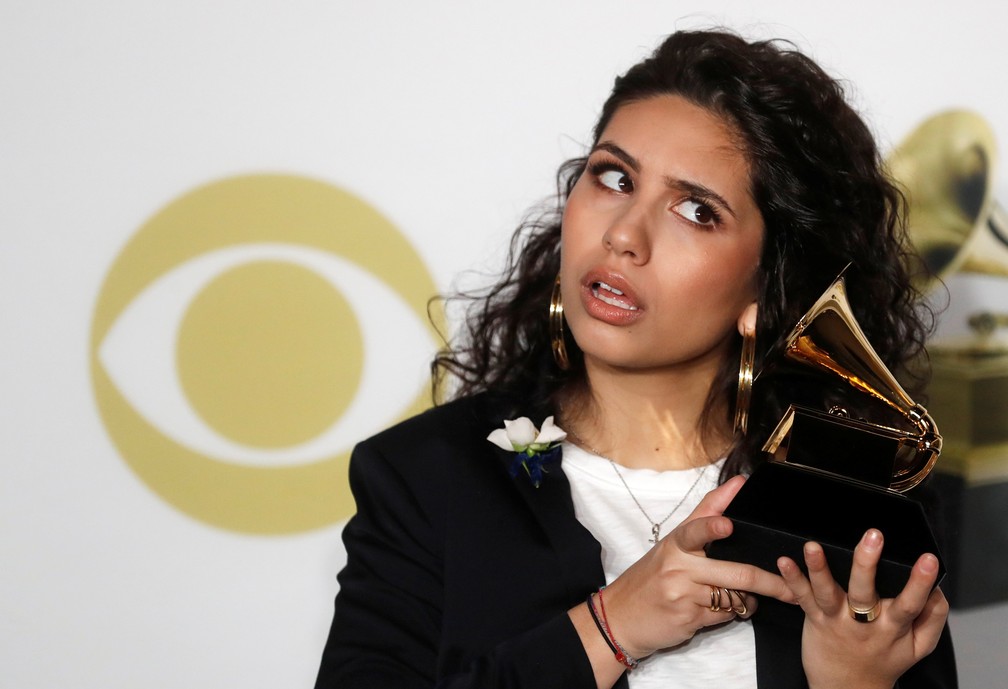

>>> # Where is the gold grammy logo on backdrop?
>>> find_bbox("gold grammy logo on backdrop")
[889,108,1008,345]
[90,174,442,534]
[890,109,1008,608]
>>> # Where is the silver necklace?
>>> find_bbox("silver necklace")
[608,458,709,546]
[566,428,710,546]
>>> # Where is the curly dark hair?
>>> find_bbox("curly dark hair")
[432,28,936,480]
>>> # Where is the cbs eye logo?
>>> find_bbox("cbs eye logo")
[89,174,441,534]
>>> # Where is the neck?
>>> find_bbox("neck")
[560,358,732,471]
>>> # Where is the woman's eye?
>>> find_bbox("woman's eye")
[598,169,633,192]
[672,199,719,226]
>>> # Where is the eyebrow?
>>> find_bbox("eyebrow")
[591,140,739,219]
[593,141,641,173]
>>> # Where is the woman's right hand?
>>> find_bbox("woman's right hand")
[590,475,796,659]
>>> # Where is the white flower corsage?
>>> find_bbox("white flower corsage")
[487,416,566,488]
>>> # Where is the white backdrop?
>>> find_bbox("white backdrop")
[4,2,1007,688]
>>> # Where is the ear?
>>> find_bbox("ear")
[737,302,757,336]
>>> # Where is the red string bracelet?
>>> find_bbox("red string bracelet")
[590,587,640,670]
[586,592,619,656]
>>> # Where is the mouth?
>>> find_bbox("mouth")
[591,280,638,311]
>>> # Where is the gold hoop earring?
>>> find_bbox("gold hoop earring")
[734,327,755,436]
[549,275,570,371]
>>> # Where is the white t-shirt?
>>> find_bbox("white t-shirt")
[562,442,758,689]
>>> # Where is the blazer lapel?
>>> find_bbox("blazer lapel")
[489,441,605,600]
[496,444,632,689]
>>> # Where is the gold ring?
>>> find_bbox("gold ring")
[726,588,748,615]
[848,598,881,623]
[709,586,747,615]
[709,585,723,611]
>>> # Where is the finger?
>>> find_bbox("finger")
[672,476,747,552]
[846,529,883,611]
[778,555,818,616]
[686,475,747,520]
[673,512,733,554]
[912,587,950,658]
[700,586,756,621]
[802,541,845,615]
[700,556,796,603]
[697,608,740,631]
[736,592,759,619]
[889,552,943,626]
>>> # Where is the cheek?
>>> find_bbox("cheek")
[557,221,579,308]
[560,183,588,238]
[559,195,594,269]
[660,248,760,326]
[733,242,763,302]
[717,251,759,298]
[709,226,763,298]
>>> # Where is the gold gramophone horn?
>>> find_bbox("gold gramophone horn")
[886,109,1008,291]
[761,272,942,492]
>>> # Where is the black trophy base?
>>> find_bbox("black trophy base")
[706,462,946,601]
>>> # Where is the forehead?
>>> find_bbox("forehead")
[599,95,754,197]
[602,94,746,156]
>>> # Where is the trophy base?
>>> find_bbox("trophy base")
[706,462,947,602]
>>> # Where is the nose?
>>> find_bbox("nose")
[602,201,651,264]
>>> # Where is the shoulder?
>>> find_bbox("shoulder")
[344,393,525,532]
[348,392,513,490]
[360,392,503,456]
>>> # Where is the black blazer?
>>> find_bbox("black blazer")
[315,393,957,688]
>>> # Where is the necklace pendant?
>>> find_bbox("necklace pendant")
[650,523,661,546]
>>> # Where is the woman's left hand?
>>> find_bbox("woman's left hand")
[777,529,949,689]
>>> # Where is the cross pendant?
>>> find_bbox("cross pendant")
[650,523,661,546]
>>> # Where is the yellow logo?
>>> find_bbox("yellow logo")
[90,174,441,534]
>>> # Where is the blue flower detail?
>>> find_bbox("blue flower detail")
[488,416,566,488]
[508,445,562,488]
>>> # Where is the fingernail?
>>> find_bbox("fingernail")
[920,553,938,574]
[715,519,731,537]
[862,529,882,550]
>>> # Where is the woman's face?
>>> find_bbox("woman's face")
[560,94,765,377]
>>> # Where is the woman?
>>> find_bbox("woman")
[314,29,956,688]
